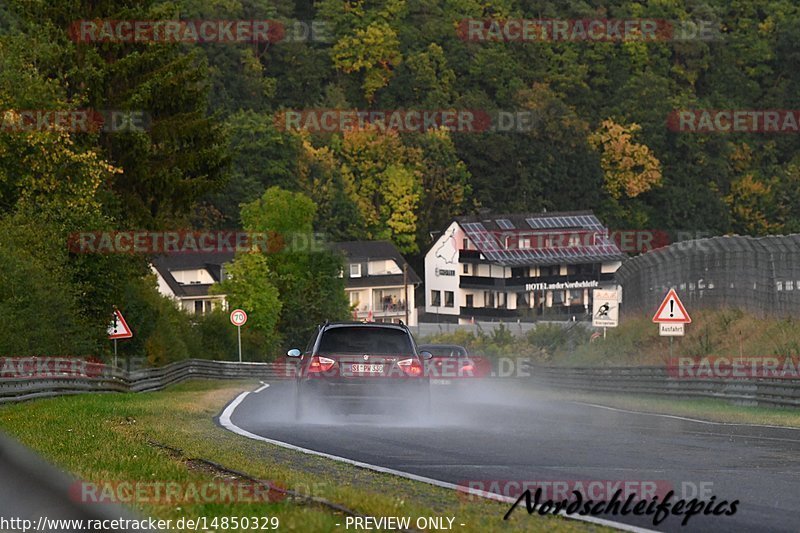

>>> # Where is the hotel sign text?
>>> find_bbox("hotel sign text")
[525,280,599,291]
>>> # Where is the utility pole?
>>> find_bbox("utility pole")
[403,262,409,325]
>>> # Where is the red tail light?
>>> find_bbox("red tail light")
[397,358,423,377]
[307,356,335,373]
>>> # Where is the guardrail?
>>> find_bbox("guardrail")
[2,358,800,409]
[0,359,293,404]
[529,364,800,408]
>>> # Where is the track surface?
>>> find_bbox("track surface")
[224,381,800,532]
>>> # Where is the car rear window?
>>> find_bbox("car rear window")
[318,327,414,355]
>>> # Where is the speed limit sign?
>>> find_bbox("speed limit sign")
[230,309,247,327]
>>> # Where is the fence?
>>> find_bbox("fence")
[615,234,800,318]
[0,359,292,404]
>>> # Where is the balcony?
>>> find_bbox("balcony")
[459,272,615,290]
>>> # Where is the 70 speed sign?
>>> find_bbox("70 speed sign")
[230,309,248,327]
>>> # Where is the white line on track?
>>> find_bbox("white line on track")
[254,381,270,394]
[573,401,800,430]
[218,385,657,533]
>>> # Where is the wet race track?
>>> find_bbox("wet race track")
[219,381,800,532]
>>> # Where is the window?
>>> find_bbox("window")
[539,265,556,277]
[431,290,441,307]
[194,300,204,314]
[349,263,361,278]
[463,263,469,274]
[519,237,530,249]
[787,281,794,291]
[317,327,414,355]
[444,291,454,307]
[517,292,529,308]
[348,291,360,306]
[462,238,469,250]
[466,294,474,307]
[511,267,527,278]
[484,291,495,307]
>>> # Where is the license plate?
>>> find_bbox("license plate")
[351,363,384,373]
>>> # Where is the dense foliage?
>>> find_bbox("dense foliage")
[2,0,799,361]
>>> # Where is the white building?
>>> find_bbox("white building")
[424,212,626,323]
[152,252,233,314]
[332,241,421,326]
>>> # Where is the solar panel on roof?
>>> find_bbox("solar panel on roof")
[497,219,514,230]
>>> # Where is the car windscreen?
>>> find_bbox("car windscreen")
[318,327,414,355]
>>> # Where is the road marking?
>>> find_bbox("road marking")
[218,386,656,533]
[254,382,270,394]
[573,401,800,430]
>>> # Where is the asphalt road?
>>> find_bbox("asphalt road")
[223,381,800,532]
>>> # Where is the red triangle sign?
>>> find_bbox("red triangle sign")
[652,289,691,323]
[108,309,133,339]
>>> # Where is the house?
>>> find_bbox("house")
[151,251,234,314]
[332,241,422,326]
[424,211,626,323]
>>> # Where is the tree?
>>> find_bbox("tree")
[725,175,781,235]
[5,0,231,228]
[334,127,424,250]
[214,252,282,354]
[589,119,663,200]
[381,165,420,254]
[240,187,349,347]
[331,22,403,102]
[297,138,365,241]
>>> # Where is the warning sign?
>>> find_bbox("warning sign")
[652,289,691,324]
[108,308,133,339]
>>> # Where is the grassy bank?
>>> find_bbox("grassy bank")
[420,308,800,366]
[0,381,602,533]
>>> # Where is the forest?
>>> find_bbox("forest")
[1,0,798,361]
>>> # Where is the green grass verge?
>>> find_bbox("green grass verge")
[0,380,609,533]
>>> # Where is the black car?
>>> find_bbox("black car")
[417,344,485,384]
[286,322,433,419]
